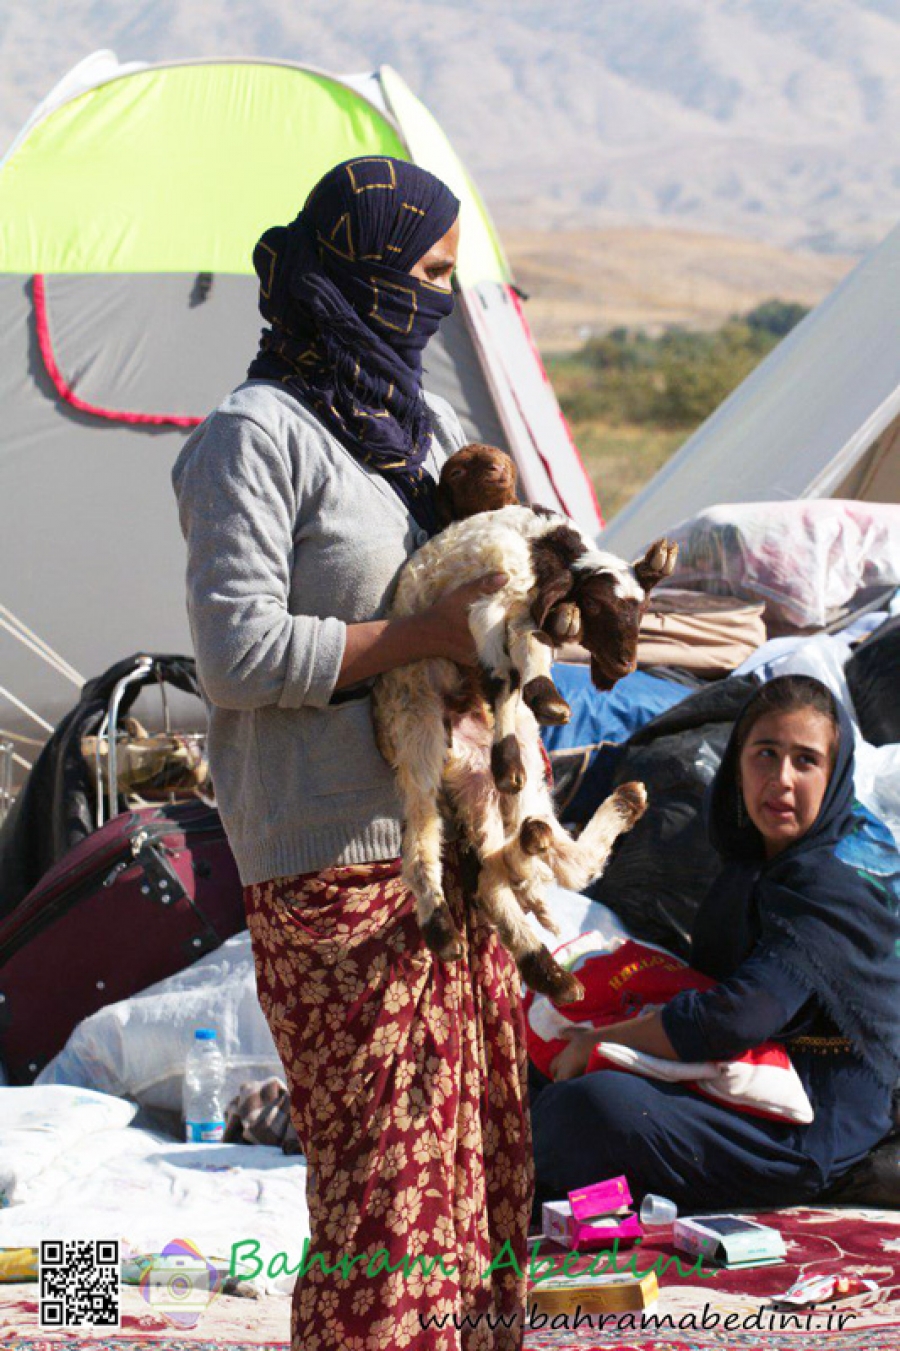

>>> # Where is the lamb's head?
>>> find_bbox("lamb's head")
[572,538,678,689]
[437,443,518,525]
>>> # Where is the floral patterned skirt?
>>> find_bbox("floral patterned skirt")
[243,853,533,1351]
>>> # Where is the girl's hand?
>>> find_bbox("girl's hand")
[550,1025,600,1082]
[549,1006,668,1082]
[420,572,508,665]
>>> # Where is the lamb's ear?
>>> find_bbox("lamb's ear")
[633,538,678,594]
[530,569,574,629]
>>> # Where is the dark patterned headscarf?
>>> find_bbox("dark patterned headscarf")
[247,157,460,532]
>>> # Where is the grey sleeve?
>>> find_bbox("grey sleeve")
[173,412,346,711]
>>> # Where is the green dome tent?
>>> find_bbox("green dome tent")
[0,52,600,754]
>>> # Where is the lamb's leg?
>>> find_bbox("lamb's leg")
[401,790,461,960]
[485,621,551,793]
[475,861,584,1005]
[519,629,571,726]
[443,719,581,1005]
[383,672,464,961]
[493,705,560,935]
[544,781,648,891]
[486,670,526,795]
[467,599,526,795]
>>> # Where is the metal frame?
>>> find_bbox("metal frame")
[0,737,13,825]
[93,655,155,829]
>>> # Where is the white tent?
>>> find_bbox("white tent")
[0,53,600,746]
[598,219,900,558]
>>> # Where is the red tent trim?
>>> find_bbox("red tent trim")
[32,274,204,428]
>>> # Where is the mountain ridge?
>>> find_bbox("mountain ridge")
[2,0,900,252]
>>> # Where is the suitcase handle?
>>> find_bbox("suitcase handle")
[94,657,206,830]
[93,657,154,827]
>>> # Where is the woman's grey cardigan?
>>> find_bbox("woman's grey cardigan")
[171,379,466,885]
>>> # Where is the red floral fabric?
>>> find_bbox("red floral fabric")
[244,855,533,1350]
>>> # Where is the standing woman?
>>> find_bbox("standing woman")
[173,159,531,1349]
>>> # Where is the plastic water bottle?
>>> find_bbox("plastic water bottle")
[183,1028,226,1143]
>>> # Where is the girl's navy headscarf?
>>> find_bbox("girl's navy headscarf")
[691,677,900,1090]
[247,157,460,534]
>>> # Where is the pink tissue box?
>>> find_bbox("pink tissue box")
[542,1175,643,1250]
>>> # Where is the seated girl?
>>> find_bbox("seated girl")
[530,673,900,1213]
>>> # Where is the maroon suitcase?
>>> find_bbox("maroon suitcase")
[0,800,244,1084]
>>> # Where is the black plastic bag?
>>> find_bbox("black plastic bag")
[846,615,900,747]
[585,677,757,958]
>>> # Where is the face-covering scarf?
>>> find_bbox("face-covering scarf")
[247,157,460,534]
[691,677,900,1090]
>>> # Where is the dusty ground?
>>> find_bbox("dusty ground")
[505,226,855,351]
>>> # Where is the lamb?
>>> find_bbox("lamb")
[373,453,677,1004]
[436,443,586,722]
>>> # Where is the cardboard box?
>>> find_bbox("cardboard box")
[542,1175,643,1249]
[529,1267,659,1316]
[674,1214,785,1268]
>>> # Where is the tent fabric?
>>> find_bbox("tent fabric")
[0,275,503,729]
[0,54,600,738]
[33,274,202,427]
[0,62,409,276]
[599,219,900,557]
[464,281,601,524]
[0,58,505,290]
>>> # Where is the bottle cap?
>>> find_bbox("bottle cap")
[194,1028,217,1041]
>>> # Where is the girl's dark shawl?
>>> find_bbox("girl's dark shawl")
[691,687,900,1089]
[247,157,459,533]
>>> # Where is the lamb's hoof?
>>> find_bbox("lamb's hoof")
[520,817,554,856]
[612,780,648,825]
[491,735,526,794]
[518,948,585,1005]
[523,676,571,725]
[421,905,464,962]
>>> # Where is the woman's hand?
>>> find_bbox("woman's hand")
[335,572,508,688]
[418,572,508,665]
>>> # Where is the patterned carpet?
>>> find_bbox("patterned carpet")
[633,1204,900,1298]
[5,1343,287,1351]
[6,1322,900,1350]
[521,1204,900,1349]
[525,1330,900,1351]
[2,1206,899,1350]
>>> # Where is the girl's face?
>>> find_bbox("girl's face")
[738,707,836,859]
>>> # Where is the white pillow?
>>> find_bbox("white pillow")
[0,1084,136,1205]
[592,1041,814,1125]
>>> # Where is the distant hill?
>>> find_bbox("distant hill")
[506,226,854,350]
[2,0,900,252]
